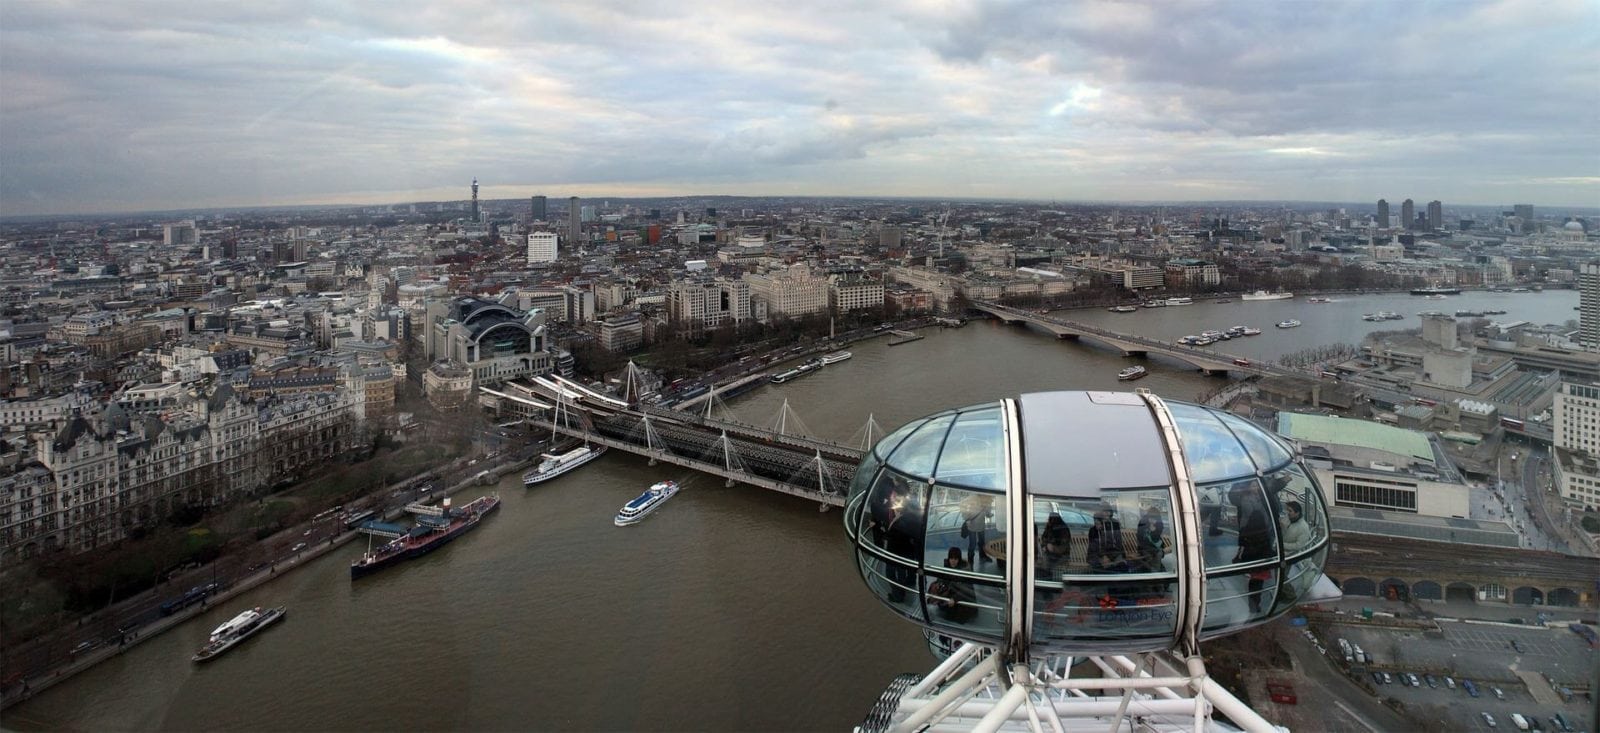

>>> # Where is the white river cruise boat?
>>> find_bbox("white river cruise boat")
[523,445,607,486]
[614,481,680,526]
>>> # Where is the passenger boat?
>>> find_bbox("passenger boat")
[1108,305,1139,313]
[1455,310,1485,318]
[1140,300,1167,308]
[770,367,804,383]
[1164,297,1193,306]
[614,481,679,526]
[1242,327,1262,336]
[1117,366,1148,381]
[191,606,286,663]
[1410,286,1461,295]
[523,444,607,486]
[820,351,852,365]
[350,495,500,579]
[1242,291,1294,301]
[1307,297,1331,304]
[1276,320,1302,328]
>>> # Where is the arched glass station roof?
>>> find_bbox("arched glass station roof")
[845,390,1332,657]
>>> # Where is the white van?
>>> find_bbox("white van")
[1509,713,1530,731]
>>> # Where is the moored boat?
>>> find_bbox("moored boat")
[350,495,501,579]
[1165,297,1193,306]
[1410,286,1461,295]
[1242,291,1294,301]
[1241,327,1262,336]
[1117,366,1148,381]
[523,444,607,486]
[192,606,286,663]
[1276,319,1302,328]
[820,351,852,365]
[1108,305,1139,313]
[614,480,679,526]
[1307,297,1331,304]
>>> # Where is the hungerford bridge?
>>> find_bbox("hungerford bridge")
[478,372,1598,611]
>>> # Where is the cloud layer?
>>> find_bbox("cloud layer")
[2,0,1596,215]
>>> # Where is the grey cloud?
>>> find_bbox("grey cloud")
[1,0,1596,215]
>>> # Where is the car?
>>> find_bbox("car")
[1371,671,1385,685]
[1406,673,1421,687]
[1464,679,1480,698]
[1510,640,1523,653]
[1381,672,1393,685]
[71,640,98,655]
[1482,712,1497,728]
[291,542,308,553]
[1424,674,1438,688]
[1493,687,1505,700]
[302,529,313,537]
[1232,358,1252,367]
[1445,676,1456,689]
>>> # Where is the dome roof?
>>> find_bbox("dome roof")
[1564,221,1585,231]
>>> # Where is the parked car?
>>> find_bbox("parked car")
[1381,672,1393,685]
[1424,673,1438,688]
[1481,712,1497,728]
[291,542,307,553]
[1445,676,1456,689]
[1371,671,1385,685]
[1493,687,1505,700]
[1464,679,1480,698]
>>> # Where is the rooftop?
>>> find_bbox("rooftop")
[1277,411,1434,464]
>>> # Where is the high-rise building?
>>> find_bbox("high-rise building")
[568,196,581,246]
[1376,199,1389,228]
[1427,200,1442,231]
[470,178,480,222]
[1580,263,1600,351]
[1401,199,1415,230]
[529,195,547,222]
[879,226,903,249]
[527,232,558,263]
[1551,381,1600,509]
[163,221,197,246]
[1515,204,1535,233]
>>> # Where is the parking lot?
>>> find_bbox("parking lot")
[1313,620,1594,731]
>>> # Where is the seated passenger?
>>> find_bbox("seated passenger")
[1087,504,1128,573]
[1280,500,1311,552]
[1135,504,1166,572]
[929,548,976,622]
[1037,513,1072,579]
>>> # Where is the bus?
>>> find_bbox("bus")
[1501,417,1526,430]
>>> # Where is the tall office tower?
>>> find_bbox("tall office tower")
[163,221,197,245]
[1401,199,1415,230]
[879,225,903,249]
[1376,199,1390,228]
[470,178,480,222]
[1581,263,1600,351]
[527,232,558,263]
[568,197,581,245]
[1515,204,1535,232]
[529,195,547,222]
[1427,200,1442,231]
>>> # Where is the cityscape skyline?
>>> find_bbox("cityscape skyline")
[2,1,1597,216]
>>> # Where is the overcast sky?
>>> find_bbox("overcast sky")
[2,0,1597,216]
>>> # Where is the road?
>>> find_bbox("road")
[1519,446,1589,555]
[1275,624,1413,732]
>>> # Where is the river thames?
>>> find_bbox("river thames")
[3,290,1576,731]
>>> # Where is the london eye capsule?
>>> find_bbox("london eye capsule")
[844,390,1333,657]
